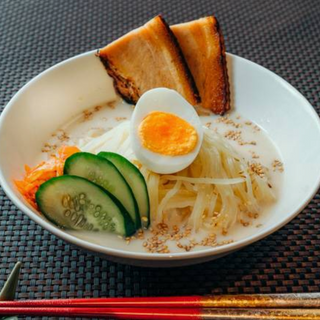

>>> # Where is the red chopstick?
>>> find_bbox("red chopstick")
[1,306,320,319]
[0,307,200,319]
[0,296,201,308]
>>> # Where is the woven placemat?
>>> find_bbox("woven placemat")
[1,0,320,312]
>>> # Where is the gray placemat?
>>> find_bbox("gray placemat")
[0,0,320,313]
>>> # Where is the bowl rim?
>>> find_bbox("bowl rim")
[1,50,320,262]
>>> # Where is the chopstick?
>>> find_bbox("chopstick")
[0,307,320,319]
[1,294,320,319]
[0,293,320,308]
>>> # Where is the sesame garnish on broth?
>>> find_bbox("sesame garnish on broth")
[272,159,284,172]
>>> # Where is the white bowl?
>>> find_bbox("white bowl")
[0,51,320,267]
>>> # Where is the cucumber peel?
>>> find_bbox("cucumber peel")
[98,152,150,227]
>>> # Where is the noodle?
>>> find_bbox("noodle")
[162,175,245,185]
[83,121,275,234]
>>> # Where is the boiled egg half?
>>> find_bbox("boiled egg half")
[130,88,203,174]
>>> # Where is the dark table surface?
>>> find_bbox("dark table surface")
[1,0,320,315]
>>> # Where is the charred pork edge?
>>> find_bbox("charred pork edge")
[157,15,201,104]
[97,50,139,104]
[214,16,231,115]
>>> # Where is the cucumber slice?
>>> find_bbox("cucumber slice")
[36,175,136,237]
[98,152,150,228]
[64,152,141,229]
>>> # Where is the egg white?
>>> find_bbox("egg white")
[130,88,203,174]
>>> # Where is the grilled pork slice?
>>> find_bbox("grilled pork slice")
[171,16,230,114]
[98,15,199,105]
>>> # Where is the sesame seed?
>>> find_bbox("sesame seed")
[224,130,257,146]
[240,219,250,227]
[115,116,127,121]
[215,116,242,128]
[41,143,58,153]
[249,150,260,159]
[106,99,117,109]
[248,161,266,178]
[272,159,284,172]
[140,221,236,253]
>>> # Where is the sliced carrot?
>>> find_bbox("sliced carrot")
[15,145,80,209]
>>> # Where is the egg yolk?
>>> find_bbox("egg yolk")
[138,111,198,156]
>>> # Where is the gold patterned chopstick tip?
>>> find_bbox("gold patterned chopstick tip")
[201,308,320,320]
[201,293,320,308]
